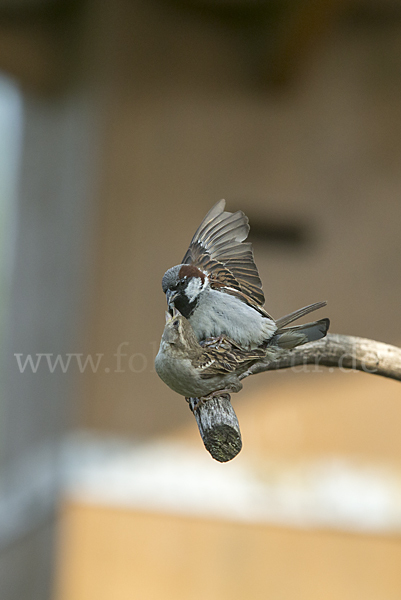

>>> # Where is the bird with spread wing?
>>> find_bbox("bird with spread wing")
[162,199,329,350]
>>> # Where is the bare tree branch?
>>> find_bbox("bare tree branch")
[240,334,401,382]
[190,334,401,462]
[187,396,242,463]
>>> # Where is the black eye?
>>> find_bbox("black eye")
[172,319,180,329]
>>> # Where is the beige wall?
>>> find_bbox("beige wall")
[56,501,401,600]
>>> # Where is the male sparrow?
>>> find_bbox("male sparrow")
[155,310,267,399]
[162,199,329,349]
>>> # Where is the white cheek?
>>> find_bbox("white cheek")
[185,277,203,303]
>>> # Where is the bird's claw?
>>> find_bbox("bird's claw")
[199,335,228,350]
[190,390,232,412]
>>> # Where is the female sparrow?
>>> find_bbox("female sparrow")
[155,310,267,399]
[162,199,329,349]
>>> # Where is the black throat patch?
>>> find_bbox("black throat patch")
[172,290,198,319]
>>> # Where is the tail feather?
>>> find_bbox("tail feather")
[272,318,330,350]
[275,301,327,329]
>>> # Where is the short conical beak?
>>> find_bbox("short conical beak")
[171,306,180,318]
[166,289,178,307]
[164,307,181,325]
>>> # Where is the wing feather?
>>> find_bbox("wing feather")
[196,337,266,378]
[182,200,265,306]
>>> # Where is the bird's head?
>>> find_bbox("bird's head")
[161,307,200,353]
[162,264,208,318]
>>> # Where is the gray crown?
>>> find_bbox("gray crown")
[161,264,184,293]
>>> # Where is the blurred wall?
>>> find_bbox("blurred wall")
[0,3,102,599]
[81,0,401,437]
[1,1,401,599]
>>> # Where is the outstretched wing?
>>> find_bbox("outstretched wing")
[182,199,265,307]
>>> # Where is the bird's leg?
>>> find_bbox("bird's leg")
[191,397,205,412]
[240,368,254,380]
[199,335,227,350]
[213,335,226,347]
[191,390,232,412]
[204,389,232,400]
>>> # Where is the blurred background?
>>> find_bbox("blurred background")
[1,0,401,598]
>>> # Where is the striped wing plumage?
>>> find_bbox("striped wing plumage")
[195,337,265,379]
[182,199,266,308]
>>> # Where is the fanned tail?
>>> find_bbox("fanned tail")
[272,318,330,350]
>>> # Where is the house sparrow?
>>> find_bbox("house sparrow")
[162,199,329,349]
[155,310,267,399]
